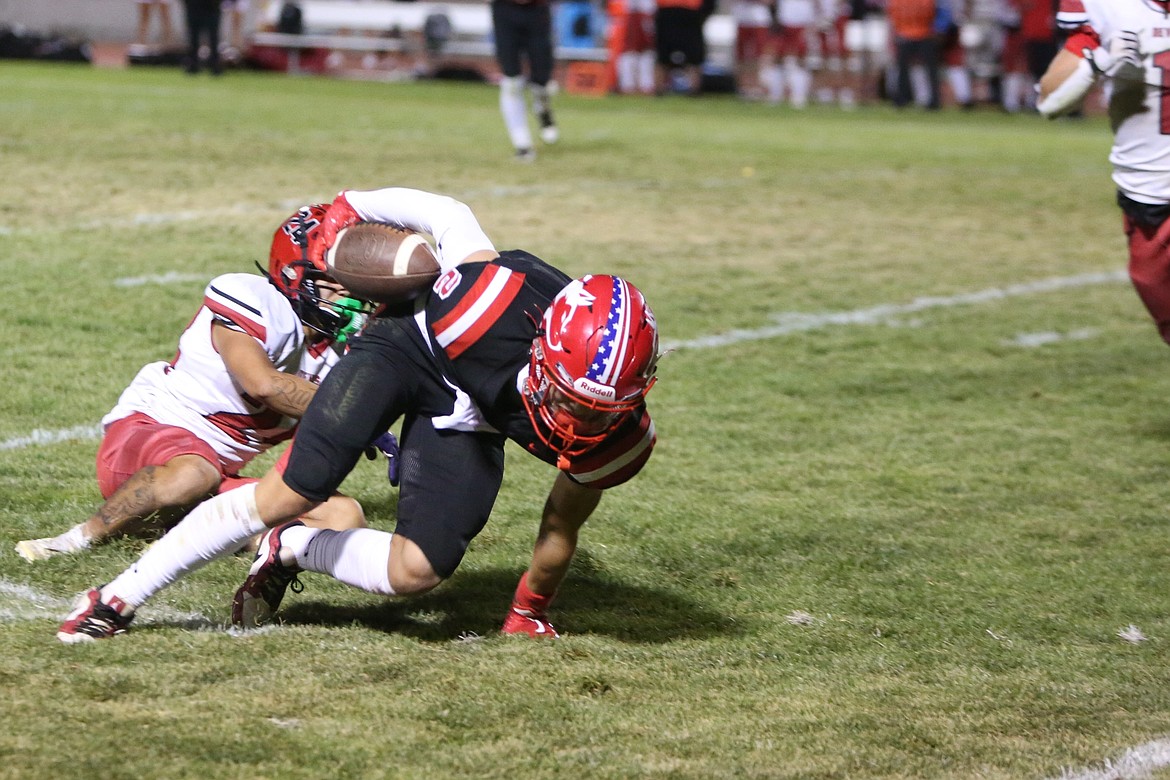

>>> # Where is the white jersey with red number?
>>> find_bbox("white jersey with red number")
[1059,0,1170,204]
[102,273,342,475]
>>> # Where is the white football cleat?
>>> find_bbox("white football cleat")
[540,124,559,145]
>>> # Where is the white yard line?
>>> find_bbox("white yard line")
[0,578,218,630]
[661,270,1128,352]
[0,424,103,451]
[1052,739,1170,780]
[113,272,209,288]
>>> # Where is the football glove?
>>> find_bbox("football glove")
[311,191,362,265]
[365,431,400,487]
[1084,30,1143,80]
[501,574,559,638]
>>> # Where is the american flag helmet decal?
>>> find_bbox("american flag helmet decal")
[586,276,631,389]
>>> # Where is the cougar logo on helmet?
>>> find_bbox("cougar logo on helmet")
[280,207,321,250]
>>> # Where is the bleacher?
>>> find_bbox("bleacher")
[247,0,737,81]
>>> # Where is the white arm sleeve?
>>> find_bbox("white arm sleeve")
[1036,57,1097,118]
[341,187,496,273]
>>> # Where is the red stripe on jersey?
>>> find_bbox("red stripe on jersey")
[432,266,526,360]
[204,296,267,342]
[1058,0,1084,11]
[206,409,289,446]
[568,411,655,489]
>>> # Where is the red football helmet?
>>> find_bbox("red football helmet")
[523,275,659,458]
[266,204,370,341]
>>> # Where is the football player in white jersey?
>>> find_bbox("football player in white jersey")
[16,205,376,562]
[57,186,661,643]
[1038,1,1170,345]
[761,0,822,107]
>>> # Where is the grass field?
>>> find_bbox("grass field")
[3,61,1170,779]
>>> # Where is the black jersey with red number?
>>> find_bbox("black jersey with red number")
[423,250,655,488]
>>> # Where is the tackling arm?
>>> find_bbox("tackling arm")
[339,187,499,272]
[213,323,319,418]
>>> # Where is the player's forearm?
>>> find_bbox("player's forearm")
[341,187,497,271]
[526,475,602,595]
[254,373,318,418]
[1037,48,1094,117]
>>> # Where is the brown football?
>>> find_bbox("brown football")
[324,222,440,304]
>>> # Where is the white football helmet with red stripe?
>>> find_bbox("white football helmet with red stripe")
[524,275,659,457]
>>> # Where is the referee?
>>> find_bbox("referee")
[492,0,560,161]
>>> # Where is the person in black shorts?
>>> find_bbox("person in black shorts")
[59,186,662,643]
[654,0,713,94]
[492,0,560,160]
[181,0,223,74]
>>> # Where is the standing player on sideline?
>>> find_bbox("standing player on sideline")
[615,0,658,95]
[761,0,821,108]
[1037,1,1170,344]
[17,206,375,562]
[491,0,559,161]
[57,186,661,643]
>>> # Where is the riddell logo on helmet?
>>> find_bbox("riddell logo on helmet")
[574,377,616,401]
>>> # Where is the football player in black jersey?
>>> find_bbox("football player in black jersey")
[491,0,560,160]
[59,187,660,643]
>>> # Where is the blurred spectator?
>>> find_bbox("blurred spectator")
[731,0,771,98]
[1019,0,1055,91]
[761,0,820,108]
[998,0,1026,111]
[655,0,712,94]
[183,0,223,74]
[998,0,1055,112]
[887,0,940,109]
[221,0,247,59]
[842,0,887,103]
[491,0,558,160]
[616,0,657,94]
[938,0,975,108]
[135,0,176,48]
[813,0,855,107]
[958,0,1006,104]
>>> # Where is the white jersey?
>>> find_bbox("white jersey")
[1060,0,1170,204]
[102,273,342,475]
[777,0,819,28]
[733,0,772,27]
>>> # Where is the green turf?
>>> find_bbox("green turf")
[1,61,1165,779]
